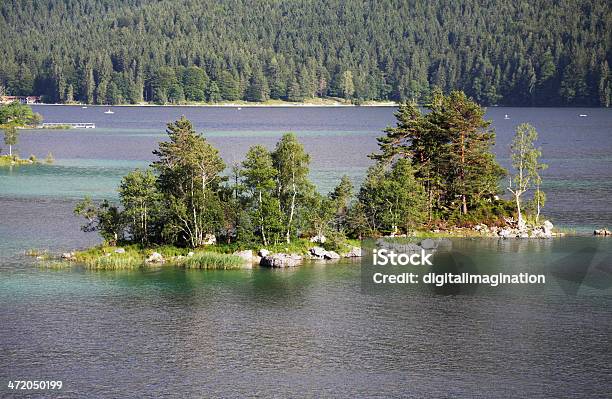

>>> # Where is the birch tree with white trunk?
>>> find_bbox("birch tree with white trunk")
[508,123,542,229]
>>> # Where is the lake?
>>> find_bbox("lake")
[1,106,611,397]
[3,105,612,232]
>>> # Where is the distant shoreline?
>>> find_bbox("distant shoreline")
[32,100,399,108]
[30,102,607,109]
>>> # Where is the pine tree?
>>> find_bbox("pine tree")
[152,117,226,247]
[218,71,240,101]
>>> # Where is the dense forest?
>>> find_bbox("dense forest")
[1,0,610,106]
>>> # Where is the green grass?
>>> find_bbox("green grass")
[215,237,361,256]
[40,124,73,129]
[0,154,35,166]
[71,244,245,270]
[81,253,146,270]
[67,236,362,271]
[182,252,244,269]
[412,229,486,238]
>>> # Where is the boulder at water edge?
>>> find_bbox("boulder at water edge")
[146,252,164,263]
[260,253,302,268]
[233,250,253,263]
[324,251,341,260]
[344,246,362,258]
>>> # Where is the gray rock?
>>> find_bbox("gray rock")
[258,249,270,257]
[594,228,611,236]
[260,253,302,268]
[324,251,341,260]
[419,238,437,250]
[114,248,125,254]
[146,252,164,263]
[187,251,195,257]
[344,246,362,258]
[233,250,253,263]
[498,228,512,238]
[376,239,421,252]
[309,246,327,258]
[543,220,554,236]
[399,243,423,252]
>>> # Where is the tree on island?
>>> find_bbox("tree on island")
[118,169,161,245]
[370,90,506,225]
[74,92,547,251]
[0,102,42,157]
[241,145,282,246]
[358,159,426,234]
[74,197,124,245]
[532,163,548,224]
[508,123,547,228]
[329,175,354,233]
[153,116,226,247]
[271,133,313,243]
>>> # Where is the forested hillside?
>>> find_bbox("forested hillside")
[1,0,610,106]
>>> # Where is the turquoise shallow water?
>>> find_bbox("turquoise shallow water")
[1,106,611,397]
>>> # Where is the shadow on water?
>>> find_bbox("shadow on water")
[78,261,361,307]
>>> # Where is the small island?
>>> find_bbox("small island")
[0,102,54,166]
[40,90,556,270]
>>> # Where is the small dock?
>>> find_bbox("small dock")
[41,122,96,129]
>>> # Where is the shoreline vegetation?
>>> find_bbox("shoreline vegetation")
[57,90,565,271]
[0,153,54,166]
[33,225,574,271]
[38,98,398,107]
[1,102,54,165]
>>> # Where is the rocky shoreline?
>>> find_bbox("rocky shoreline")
[233,246,363,269]
[45,220,612,270]
[415,219,561,239]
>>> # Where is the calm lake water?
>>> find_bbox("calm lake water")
[2,105,612,230]
[1,106,611,397]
